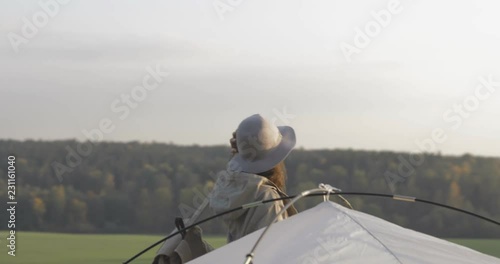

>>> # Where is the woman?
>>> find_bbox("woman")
[210,114,298,242]
[153,114,297,264]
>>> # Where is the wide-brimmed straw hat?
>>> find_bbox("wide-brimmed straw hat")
[227,114,296,174]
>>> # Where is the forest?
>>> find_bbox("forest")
[0,139,499,238]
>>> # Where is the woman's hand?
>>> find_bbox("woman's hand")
[230,131,238,155]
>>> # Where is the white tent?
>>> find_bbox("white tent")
[189,201,500,264]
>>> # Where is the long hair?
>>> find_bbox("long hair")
[258,161,287,192]
[257,161,298,217]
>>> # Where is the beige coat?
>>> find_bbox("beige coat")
[210,170,297,242]
[152,170,297,264]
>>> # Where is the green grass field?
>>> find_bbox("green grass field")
[0,232,498,263]
[448,239,500,259]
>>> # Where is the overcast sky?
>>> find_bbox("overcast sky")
[1,0,500,156]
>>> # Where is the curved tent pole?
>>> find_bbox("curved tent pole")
[123,191,500,264]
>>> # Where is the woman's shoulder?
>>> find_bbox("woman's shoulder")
[210,170,270,208]
[255,179,283,200]
[213,170,266,188]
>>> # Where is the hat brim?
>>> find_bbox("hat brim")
[227,126,296,174]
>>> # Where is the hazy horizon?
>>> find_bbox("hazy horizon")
[3,138,500,159]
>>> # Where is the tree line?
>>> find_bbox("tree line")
[0,139,499,238]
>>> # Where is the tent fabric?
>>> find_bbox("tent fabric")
[188,201,500,264]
